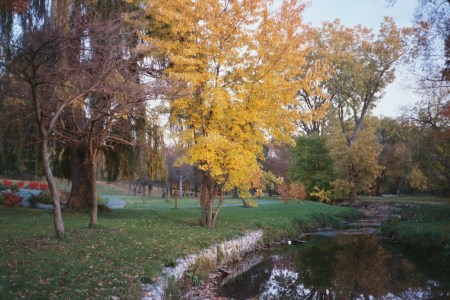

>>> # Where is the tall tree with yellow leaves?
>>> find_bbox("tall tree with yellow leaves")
[138,0,310,227]
[320,19,409,203]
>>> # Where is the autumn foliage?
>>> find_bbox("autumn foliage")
[138,0,311,227]
[278,183,307,204]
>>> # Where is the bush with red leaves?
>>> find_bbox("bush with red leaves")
[16,181,25,188]
[277,183,307,204]
[3,180,12,187]
[3,193,23,207]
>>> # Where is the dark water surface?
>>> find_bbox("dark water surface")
[218,233,449,299]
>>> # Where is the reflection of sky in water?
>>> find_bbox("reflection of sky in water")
[260,265,441,300]
[219,234,449,299]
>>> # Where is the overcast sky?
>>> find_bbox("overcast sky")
[299,0,420,117]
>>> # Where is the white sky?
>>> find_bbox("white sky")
[299,0,420,117]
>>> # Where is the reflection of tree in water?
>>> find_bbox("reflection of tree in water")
[218,258,273,299]
[257,235,442,299]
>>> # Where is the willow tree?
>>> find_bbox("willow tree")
[139,0,311,227]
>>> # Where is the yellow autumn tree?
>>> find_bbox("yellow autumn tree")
[138,0,311,227]
[318,18,409,203]
[326,117,384,201]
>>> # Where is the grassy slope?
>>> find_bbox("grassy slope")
[357,194,450,286]
[0,188,359,299]
[381,204,450,271]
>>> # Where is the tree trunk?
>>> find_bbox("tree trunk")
[348,163,358,204]
[141,182,146,203]
[179,175,183,198]
[166,185,169,201]
[231,186,239,199]
[211,190,224,227]
[42,138,65,238]
[396,178,402,196]
[174,184,179,209]
[66,147,97,226]
[199,173,220,228]
[349,188,357,203]
[206,186,214,227]
[200,181,208,226]
[375,178,382,196]
[67,147,90,210]
[89,158,98,226]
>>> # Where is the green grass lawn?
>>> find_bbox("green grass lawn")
[0,196,360,299]
[120,194,246,209]
[358,195,450,205]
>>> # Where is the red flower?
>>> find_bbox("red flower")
[39,183,49,190]
[28,182,40,189]
[17,182,25,188]
[3,180,12,187]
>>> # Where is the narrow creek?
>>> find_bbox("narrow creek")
[215,206,450,299]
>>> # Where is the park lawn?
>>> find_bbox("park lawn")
[121,195,254,209]
[0,200,359,299]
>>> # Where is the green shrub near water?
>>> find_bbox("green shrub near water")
[28,190,53,207]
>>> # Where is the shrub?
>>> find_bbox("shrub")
[98,202,111,213]
[310,186,332,204]
[10,184,20,192]
[98,195,111,213]
[28,194,40,208]
[3,180,12,187]
[190,256,216,281]
[278,183,307,204]
[28,190,57,207]
[331,179,349,201]
[60,190,70,205]
[36,190,53,205]
[3,192,22,207]
[0,182,6,191]
[16,181,25,188]
[163,277,185,300]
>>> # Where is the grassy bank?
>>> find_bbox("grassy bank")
[381,204,450,273]
[359,195,450,205]
[0,197,359,299]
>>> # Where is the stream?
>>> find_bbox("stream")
[216,214,450,299]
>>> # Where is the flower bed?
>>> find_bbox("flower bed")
[2,192,23,207]
[1,179,49,191]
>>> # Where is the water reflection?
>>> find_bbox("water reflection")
[219,234,449,299]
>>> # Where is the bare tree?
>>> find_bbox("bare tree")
[1,13,147,233]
